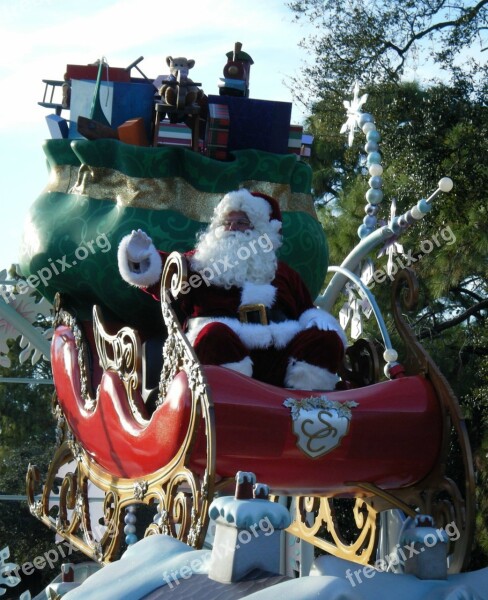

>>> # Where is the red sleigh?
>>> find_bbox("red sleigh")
[28,251,475,571]
[26,54,474,574]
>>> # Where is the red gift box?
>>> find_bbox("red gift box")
[288,124,303,155]
[205,102,230,160]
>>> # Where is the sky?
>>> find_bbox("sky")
[0,0,315,270]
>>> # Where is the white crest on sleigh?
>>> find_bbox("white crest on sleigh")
[283,396,358,459]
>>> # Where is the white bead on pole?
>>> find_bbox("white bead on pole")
[383,348,398,363]
[369,163,383,177]
[426,177,454,204]
[438,177,453,193]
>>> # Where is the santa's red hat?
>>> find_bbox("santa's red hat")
[214,189,282,234]
[248,191,282,223]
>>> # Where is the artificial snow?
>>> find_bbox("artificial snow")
[61,534,488,599]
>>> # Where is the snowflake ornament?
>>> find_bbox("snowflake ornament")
[340,82,368,146]
[339,273,374,340]
[0,546,22,597]
[377,198,404,277]
[0,268,53,367]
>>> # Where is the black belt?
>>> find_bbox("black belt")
[238,303,287,325]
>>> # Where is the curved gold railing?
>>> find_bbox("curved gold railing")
[27,262,219,562]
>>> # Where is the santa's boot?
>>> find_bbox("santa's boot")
[284,358,339,391]
[284,329,345,391]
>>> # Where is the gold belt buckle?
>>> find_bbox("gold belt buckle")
[238,303,268,325]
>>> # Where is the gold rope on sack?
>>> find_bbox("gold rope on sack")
[45,165,317,221]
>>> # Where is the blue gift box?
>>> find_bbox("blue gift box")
[207,95,292,155]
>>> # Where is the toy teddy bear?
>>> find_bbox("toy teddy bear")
[158,56,202,107]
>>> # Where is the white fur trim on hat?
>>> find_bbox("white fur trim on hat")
[215,189,282,235]
[221,356,253,377]
[284,358,339,391]
[118,234,162,288]
[299,308,348,349]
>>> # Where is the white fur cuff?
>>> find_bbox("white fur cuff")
[222,356,253,377]
[118,234,162,288]
[240,282,277,308]
[284,359,339,391]
[299,308,348,348]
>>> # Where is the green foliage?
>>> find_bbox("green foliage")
[314,78,487,286]
[0,341,54,450]
[0,326,66,596]
[0,442,57,597]
[455,324,488,567]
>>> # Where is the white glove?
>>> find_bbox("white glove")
[300,308,348,348]
[118,230,162,287]
[126,229,153,263]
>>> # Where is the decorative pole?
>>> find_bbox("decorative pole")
[320,83,453,310]
[318,83,453,376]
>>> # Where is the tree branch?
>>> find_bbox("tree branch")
[384,0,488,59]
[451,285,487,304]
[418,298,488,339]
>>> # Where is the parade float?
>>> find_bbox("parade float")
[10,43,486,598]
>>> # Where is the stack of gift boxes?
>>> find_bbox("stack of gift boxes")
[299,133,314,157]
[288,124,314,158]
[203,100,313,160]
[288,124,303,156]
[154,98,314,160]
[154,104,231,155]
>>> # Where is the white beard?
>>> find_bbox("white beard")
[190,227,280,288]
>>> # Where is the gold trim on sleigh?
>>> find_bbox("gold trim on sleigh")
[27,257,219,563]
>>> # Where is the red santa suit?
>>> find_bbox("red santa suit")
[118,189,347,390]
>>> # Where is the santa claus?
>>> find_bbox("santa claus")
[118,189,347,390]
